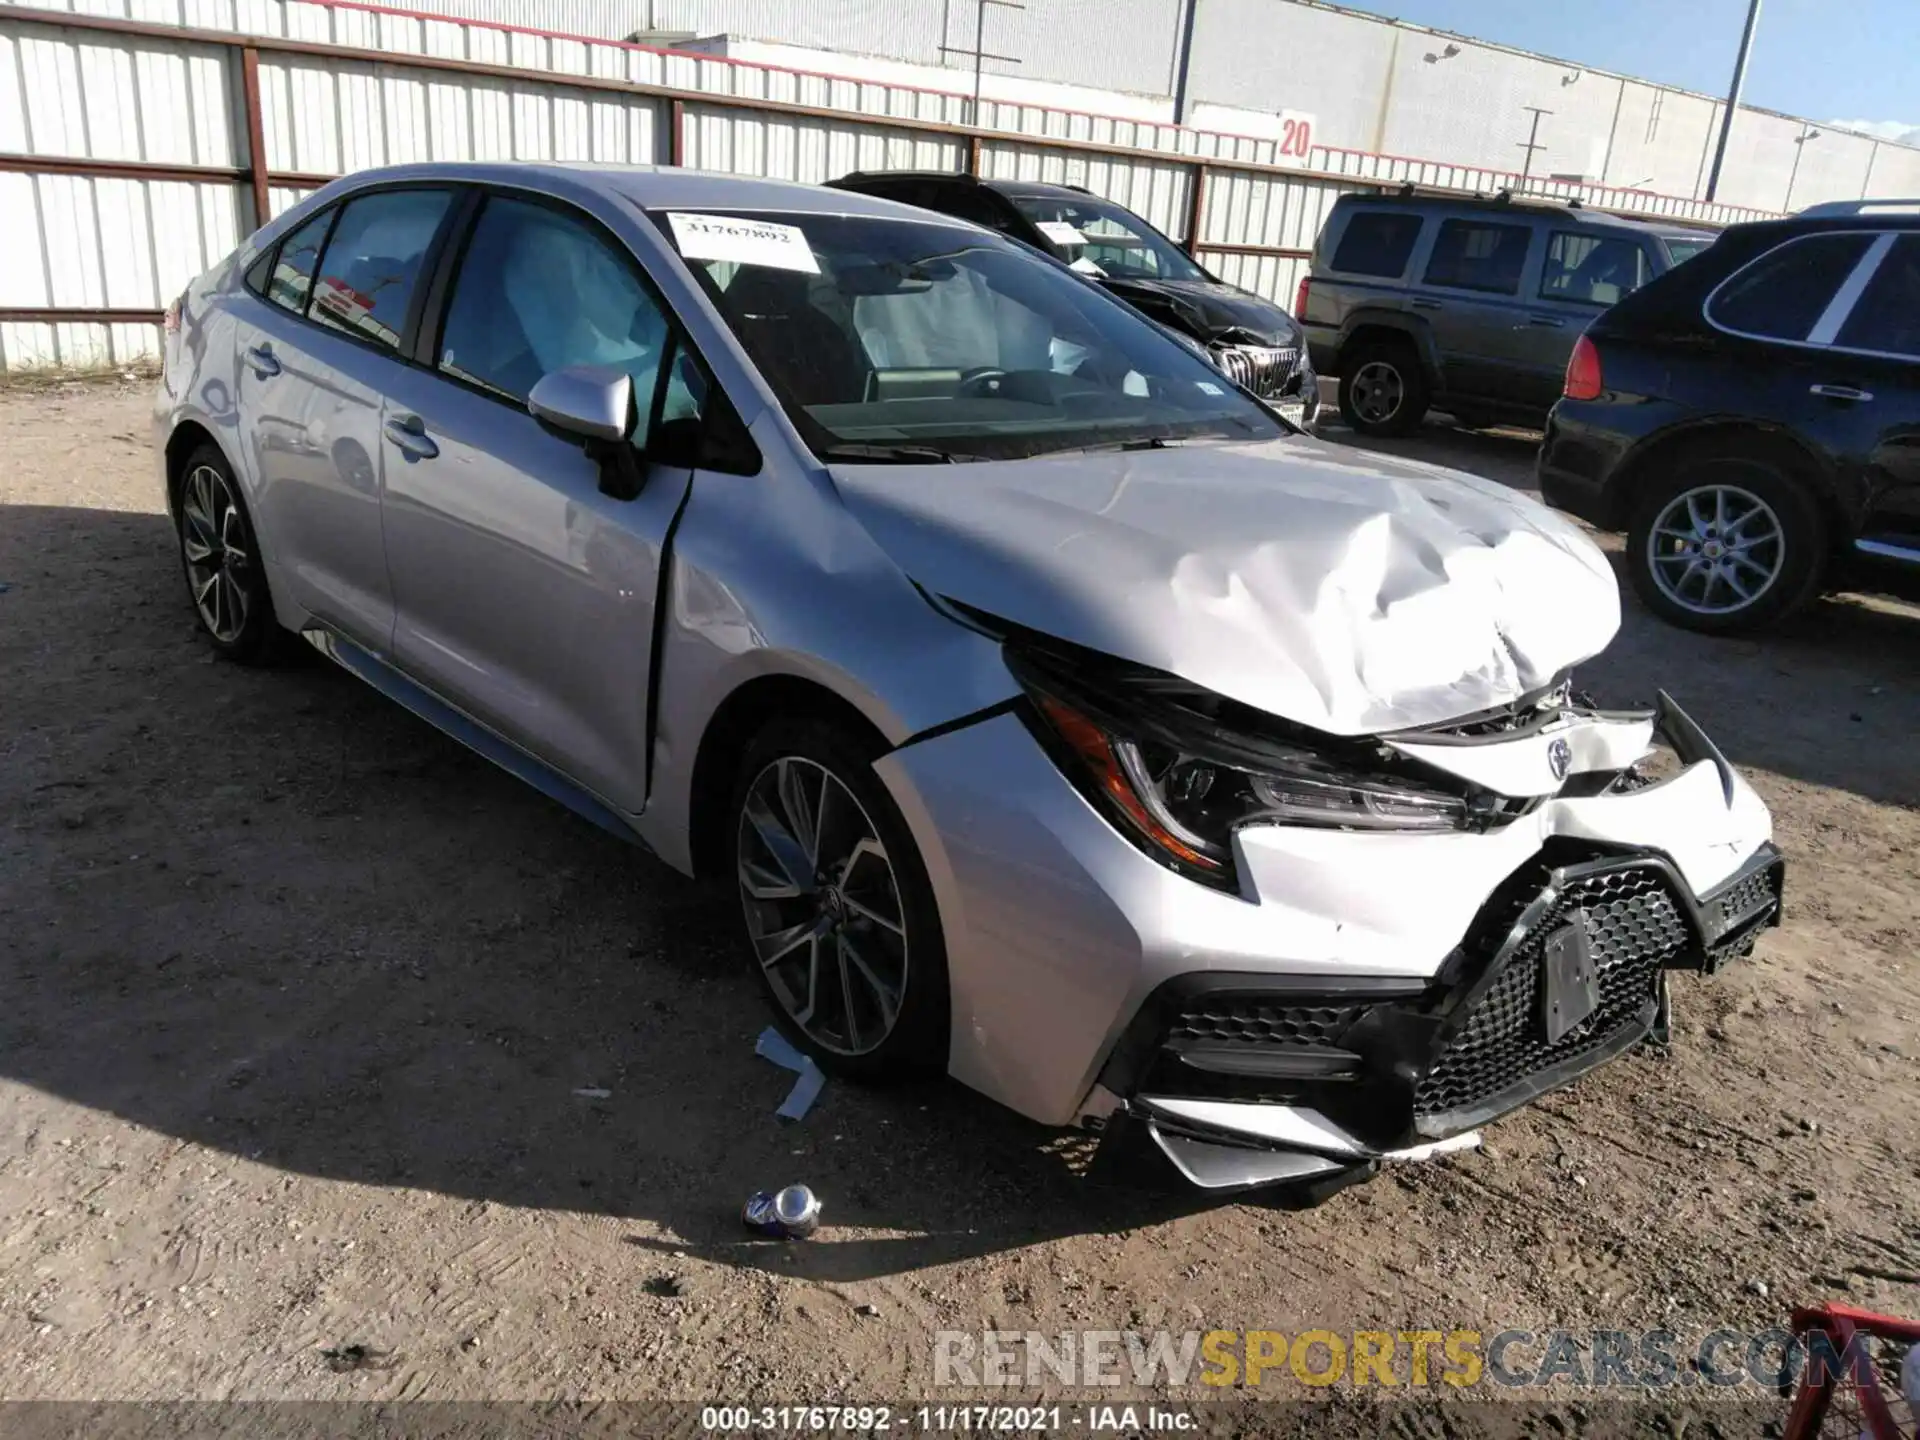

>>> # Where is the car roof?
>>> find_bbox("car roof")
[833,169,1093,201]
[1330,189,1688,237]
[317,161,978,224]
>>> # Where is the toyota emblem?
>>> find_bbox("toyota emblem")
[1548,736,1573,782]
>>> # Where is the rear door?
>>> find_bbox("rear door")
[233,186,459,649]
[1812,232,1920,551]
[1410,214,1540,405]
[1522,228,1658,409]
[1702,230,1920,555]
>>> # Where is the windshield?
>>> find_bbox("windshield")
[1006,194,1210,283]
[1661,234,1714,266]
[655,209,1282,462]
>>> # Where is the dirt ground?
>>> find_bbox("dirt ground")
[1,379,1916,1422]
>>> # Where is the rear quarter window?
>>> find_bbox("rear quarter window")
[1328,211,1423,277]
[1705,233,1877,342]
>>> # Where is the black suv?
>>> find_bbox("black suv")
[1540,201,1920,633]
[827,170,1319,426]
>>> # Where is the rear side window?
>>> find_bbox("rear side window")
[1540,232,1650,306]
[1329,211,1423,277]
[265,209,334,315]
[1706,233,1877,342]
[1423,219,1531,294]
[309,189,455,351]
[1833,234,1920,356]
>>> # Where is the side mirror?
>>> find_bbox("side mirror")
[528,364,634,442]
[528,364,644,500]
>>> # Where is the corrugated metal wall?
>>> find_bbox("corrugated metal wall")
[0,0,1831,371]
[680,102,961,181]
[8,0,1913,220]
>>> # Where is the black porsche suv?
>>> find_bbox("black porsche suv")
[828,170,1320,428]
[1539,200,1920,633]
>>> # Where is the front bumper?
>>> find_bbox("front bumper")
[875,696,1780,1190]
[1211,344,1319,427]
[1103,838,1782,1189]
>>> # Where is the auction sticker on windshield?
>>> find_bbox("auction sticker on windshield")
[1036,220,1089,246]
[666,213,820,273]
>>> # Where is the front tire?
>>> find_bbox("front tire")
[728,718,950,1081]
[1338,338,1430,437]
[174,443,288,664]
[1625,455,1826,634]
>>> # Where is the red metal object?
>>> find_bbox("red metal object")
[1784,1303,1920,1439]
[240,46,271,228]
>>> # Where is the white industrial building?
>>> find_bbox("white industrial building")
[378,0,1920,214]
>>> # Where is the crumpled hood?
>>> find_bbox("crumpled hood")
[831,438,1621,736]
[1099,277,1301,348]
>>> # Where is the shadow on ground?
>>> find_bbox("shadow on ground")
[0,499,1913,1286]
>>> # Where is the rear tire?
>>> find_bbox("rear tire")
[728,717,950,1082]
[1337,338,1431,437]
[173,442,292,665]
[1625,454,1827,634]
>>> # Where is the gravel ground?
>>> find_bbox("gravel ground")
[1,379,1916,1426]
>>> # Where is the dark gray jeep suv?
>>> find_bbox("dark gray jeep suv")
[1298,191,1712,436]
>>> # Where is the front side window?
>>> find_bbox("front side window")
[1833,234,1920,356]
[1004,194,1207,282]
[655,208,1282,462]
[1706,233,1877,342]
[1661,234,1713,267]
[438,195,672,408]
[1329,211,1423,278]
[309,188,454,350]
[1423,219,1531,295]
[266,208,334,315]
[1539,232,1650,307]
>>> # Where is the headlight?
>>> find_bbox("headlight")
[1012,647,1484,890]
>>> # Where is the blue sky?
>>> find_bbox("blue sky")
[1337,0,1919,142]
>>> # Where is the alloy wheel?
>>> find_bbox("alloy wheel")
[1645,483,1786,617]
[1348,360,1404,426]
[180,464,252,644]
[736,756,909,1057]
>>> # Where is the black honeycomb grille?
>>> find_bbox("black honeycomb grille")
[1711,867,1778,935]
[1414,865,1692,1121]
[1169,998,1369,1049]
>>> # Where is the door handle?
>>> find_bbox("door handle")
[1809,384,1873,402]
[245,343,281,377]
[383,414,440,460]
[1410,298,1444,311]
[1522,315,1566,329]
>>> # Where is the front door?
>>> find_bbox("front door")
[1525,228,1657,412]
[375,193,698,815]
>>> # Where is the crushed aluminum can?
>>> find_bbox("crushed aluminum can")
[742,1184,821,1239]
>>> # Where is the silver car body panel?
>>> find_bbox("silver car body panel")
[875,708,1770,1127]
[831,438,1620,737]
[153,162,1780,1186]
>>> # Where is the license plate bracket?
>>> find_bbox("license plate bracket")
[1539,916,1598,1044]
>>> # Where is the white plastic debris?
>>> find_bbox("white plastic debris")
[755,1027,826,1121]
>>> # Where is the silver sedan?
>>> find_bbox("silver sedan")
[155,163,1782,1194]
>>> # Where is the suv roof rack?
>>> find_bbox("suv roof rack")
[1797,198,1920,218]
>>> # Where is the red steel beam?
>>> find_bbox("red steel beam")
[0,308,165,324]
[240,46,271,227]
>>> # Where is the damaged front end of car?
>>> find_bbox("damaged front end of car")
[999,636,1784,1196]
